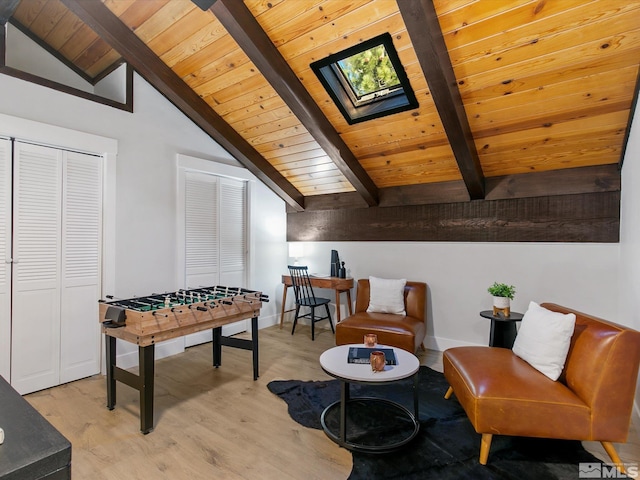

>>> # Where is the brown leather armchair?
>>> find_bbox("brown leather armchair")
[335,278,427,353]
[443,303,640,474]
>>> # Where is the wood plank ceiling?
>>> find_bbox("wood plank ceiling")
[5,0,639,241]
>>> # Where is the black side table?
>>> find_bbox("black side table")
[479,310,524,349]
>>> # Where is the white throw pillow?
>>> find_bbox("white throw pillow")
[512,301,576,381]
[366,276,406,315]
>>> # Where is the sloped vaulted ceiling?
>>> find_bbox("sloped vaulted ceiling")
[4,0,638,241]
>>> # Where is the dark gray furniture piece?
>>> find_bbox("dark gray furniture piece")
[0,375,71,479]
[479,310,524,349]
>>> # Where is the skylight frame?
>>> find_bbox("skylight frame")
[311,33,418,125]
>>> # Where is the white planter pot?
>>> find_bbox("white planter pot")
[493,296,510,309]
[492,296,511,316]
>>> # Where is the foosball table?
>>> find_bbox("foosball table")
[99,285,268,433]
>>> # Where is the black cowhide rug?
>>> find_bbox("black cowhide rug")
[267,366,617,480]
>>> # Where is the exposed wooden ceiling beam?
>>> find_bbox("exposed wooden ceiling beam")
[208,0,379,207]
[398,0,485,200]
[61,0,305,211]
[0,0,20,25]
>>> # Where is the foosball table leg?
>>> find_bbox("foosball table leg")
[106,335,116,410]
[138,345,155,434]
[251,316,259,381]
[212,327,222,367]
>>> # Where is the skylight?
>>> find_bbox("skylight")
[311,33,418,124]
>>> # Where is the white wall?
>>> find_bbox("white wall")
[620,101,640,402]
[288,241,619,349]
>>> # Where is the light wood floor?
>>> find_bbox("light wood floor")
[25,324,640,479]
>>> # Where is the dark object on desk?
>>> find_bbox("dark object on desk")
[338,261,346,279]
[0,375,71,479]
[347,347,397,365]
[330,250,340,277]
[288,265,334,341]
[479,310,524,349]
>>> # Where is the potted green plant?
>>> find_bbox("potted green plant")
[487,282,516,315]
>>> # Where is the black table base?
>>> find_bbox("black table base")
[479,310,523,349]
[105,316,259,434]
[320,376,420,453]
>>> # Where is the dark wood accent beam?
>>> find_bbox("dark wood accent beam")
[210,0,379,207]
[398,0,485,200]
[0,0,20,25]
[287,191,620,243]
[61,0,305,211]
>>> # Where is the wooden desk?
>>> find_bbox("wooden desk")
[281,275,354,326]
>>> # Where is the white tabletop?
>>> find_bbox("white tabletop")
[319,344,420,383]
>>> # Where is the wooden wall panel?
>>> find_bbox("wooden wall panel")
[287,191,620,243]
[288,165,620,242]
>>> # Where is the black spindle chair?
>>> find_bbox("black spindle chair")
[288,265,334,340]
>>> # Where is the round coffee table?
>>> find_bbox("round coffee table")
[319,344,420,453]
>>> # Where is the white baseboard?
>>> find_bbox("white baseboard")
[424,334,482,352]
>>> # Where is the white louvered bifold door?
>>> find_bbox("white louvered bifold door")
[219,177,246,288]
[10,142,102,394]
[59,151,102,384]
[183,172,247,347]
[11,142,63,394]
[185,171,219,288]
[0,138,12,380]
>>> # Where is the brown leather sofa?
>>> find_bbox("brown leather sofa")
[335,278,427,353]
[443,303,640,473]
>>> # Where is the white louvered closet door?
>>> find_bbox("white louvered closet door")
[183,171,247,347]
[219,177,246,288]
[59,151,102,384]
[185,171,219,289]
[11,142,63,394]
[11,142,102,394]
[0,138,12,380]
